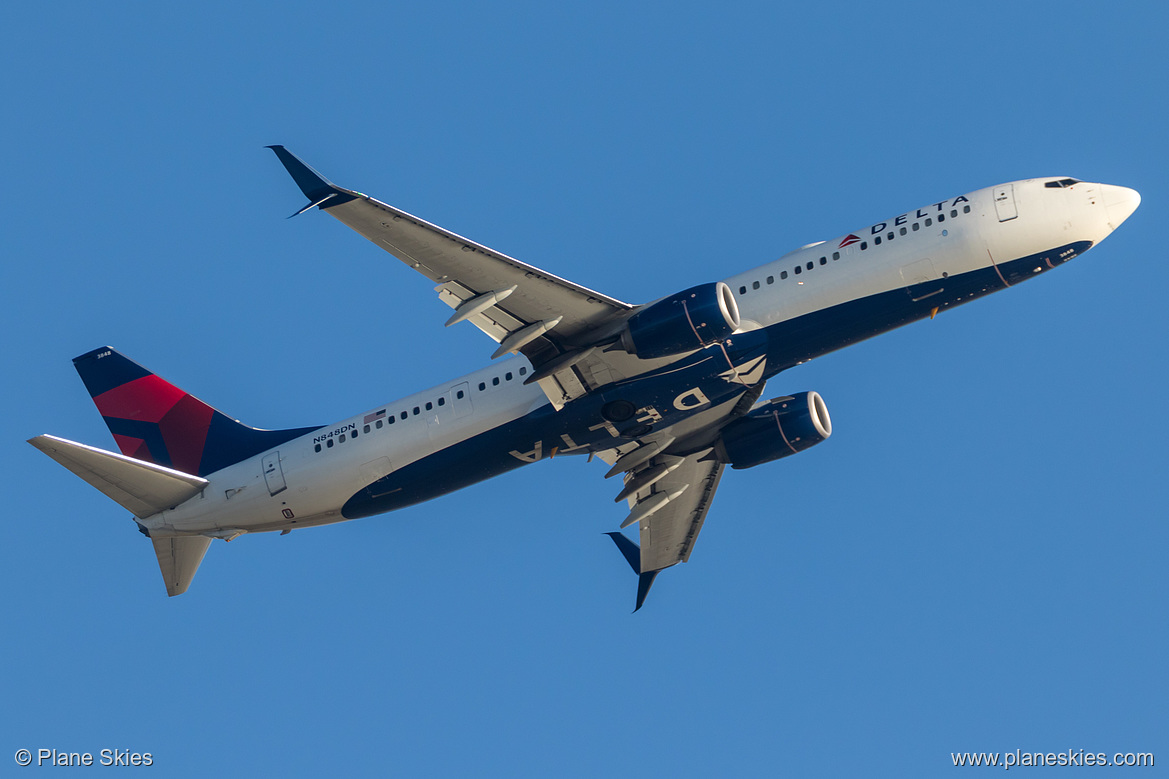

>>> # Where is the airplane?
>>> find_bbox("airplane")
[28,147,1140,610]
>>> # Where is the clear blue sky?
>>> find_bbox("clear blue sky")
[3,2,1164,776]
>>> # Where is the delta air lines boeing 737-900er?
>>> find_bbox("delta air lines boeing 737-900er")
[29,148,1140,610]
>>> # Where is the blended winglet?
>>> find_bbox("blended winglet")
[604,532,660,612]
[266,145,356,216]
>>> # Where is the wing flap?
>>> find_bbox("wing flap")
[436,281,524,344]
[636,454,725,572]
[29,434,208,518]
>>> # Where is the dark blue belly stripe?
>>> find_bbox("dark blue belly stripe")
[342,241,1091,518]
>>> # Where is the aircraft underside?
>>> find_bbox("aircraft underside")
[27,144,1137,608]
[341,238,1093,517]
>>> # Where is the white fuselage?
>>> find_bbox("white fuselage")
[141,178,1137,539]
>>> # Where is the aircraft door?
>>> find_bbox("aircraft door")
[993,184,1018,221]
[450,382,472,419]
[262,452,287,496]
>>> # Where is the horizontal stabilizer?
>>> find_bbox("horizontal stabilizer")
[28,434,208,518]
[152,535,212,596]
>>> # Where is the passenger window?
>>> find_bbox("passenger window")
[780,270,788,279]
[492,377,500,386]
[351,430,358,438]
[874,236,882,245]
[887,232,894,240]
[376,420,384,429]
[327,439,334,448]
[519,367,527,376]
[806,261,813,270]
[505,372,513,381]
[794,266,802,275]
[363,424,370,434]
[937,213,945,222]
[438,397,446,406]
[924,218,932,226]
[912,223,920,231]
[412,407,420,416]
[900,227,907,235]
[400,411,407,420]
[389,416,396,424]
[951,209,958,218]
[315,443,322,453]
[832,251,840,260]
[456,390,464,399]
[339,434,346,443]
[819,257,826,265]
[752,281,760,290]
[861,241,868,250]
[767,275,774,284]
[739,286,746,294]
[478,382,485,391]
[425,402,433,411]
[963,205,971,213]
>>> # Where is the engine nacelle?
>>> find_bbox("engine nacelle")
[716,391,832,469]
[620,282,741,359]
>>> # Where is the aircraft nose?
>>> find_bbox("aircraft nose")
[1101,184,1141,230]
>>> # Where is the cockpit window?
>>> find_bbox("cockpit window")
[1045,178,1081,188]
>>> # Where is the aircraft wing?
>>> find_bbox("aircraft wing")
[632,452,725,572]
[269,146,650,407]
[606,450,726,611]
[601,383,766,610]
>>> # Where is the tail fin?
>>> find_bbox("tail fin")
[73,347,319,477]
[604,532,661,613]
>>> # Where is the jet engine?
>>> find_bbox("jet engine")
[715,391,832,469]
[619,282,741,359]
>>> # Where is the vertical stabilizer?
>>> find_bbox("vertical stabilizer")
[72,347,319,477]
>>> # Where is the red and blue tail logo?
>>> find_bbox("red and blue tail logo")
[73,347,319,477]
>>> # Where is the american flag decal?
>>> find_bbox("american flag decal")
[364,410,386,424]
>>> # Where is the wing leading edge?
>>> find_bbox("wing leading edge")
[267,145,645,407]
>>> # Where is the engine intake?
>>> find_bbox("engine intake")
[620,282,741,359]
[716,391,832,469]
